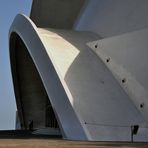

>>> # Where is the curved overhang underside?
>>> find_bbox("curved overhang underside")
[9,14,148,141]
[30,0,86,28]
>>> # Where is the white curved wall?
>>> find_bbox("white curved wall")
[9,0,148,142]
[9,14,148,141]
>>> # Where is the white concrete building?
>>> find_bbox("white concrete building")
[9,0,148,141]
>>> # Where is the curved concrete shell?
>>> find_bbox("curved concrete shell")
[9,14,94,140]
[9,0,148,142]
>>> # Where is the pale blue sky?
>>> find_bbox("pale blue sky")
[0,0,32,129]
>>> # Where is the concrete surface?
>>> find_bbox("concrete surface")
[75,0,148,37]
[30,0,85,29]
[9,14,148,141]
[9,0,148,142]
[10,14,89,140]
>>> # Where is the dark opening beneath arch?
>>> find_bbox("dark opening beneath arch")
[10,33,60,135]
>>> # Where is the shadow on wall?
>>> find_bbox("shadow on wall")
[49,29,146,131]
[75,0,148,38]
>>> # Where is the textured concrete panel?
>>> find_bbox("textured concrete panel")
[88,29,148,124]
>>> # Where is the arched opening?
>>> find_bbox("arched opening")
[10,33,61,136]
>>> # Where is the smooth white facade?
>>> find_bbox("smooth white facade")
[9,0,148,141]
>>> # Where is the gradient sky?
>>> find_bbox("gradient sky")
[0,0,32,129]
